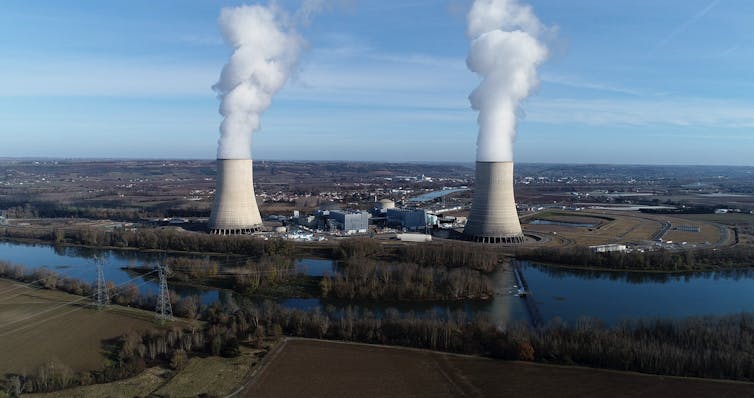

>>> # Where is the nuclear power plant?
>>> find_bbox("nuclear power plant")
[208,159,263,235]
[463,161,525,244]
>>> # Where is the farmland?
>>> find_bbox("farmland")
[0,278,158,376]
[522,210,731,247]
[246,338,754,398]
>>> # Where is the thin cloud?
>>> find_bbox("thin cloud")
[653,0,721,51]
[527,97,754,128]
[541,74,649,97]
[0,55,219,97]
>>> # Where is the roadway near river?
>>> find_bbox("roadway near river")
[241,338,754,398]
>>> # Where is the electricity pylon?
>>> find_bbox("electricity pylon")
[95,255,109,309]
[155,264,173,323]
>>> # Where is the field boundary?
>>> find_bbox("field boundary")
[257,337,754,388]
[224,339,288,398]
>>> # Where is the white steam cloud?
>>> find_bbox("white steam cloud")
[466,0,548,162]
[213,4,305,160]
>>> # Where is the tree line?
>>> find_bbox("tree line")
[122,301,754,383]
[0,225,294,257]
[333,239,502,273]
[1,200,208,222]
[321,258,493,301]
[515,246,754,271]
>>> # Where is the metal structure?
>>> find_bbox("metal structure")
[95,256,109,309]
[209,159,263,235]
[463,161,525,244]
[155,264,174,322]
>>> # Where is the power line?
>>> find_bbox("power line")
[0,269,158,330]
[0,278,156,338]
[0,262,120,297]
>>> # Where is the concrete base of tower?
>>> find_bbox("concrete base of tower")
[208,159,264,235]
[461,233,526,245]
[208,225,263,235]
[463,161,525,245]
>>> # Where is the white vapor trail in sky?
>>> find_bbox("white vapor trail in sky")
[466,0,548,162]
[214,3,314,159]
[654,0,720,51]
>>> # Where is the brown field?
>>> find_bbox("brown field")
[523,210,730,247]
[523,211,662,246]
[662,224,721,245]
[246,339,754,398]
[0,278,162,376]
[676,212,754,225]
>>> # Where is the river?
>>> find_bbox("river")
[1,241,753,325]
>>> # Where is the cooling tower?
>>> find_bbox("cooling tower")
[463,161,525,244]
[209,159,263,235]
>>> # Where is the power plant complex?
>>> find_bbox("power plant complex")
[463,161,525,244]
[208,159,263,235]
[206,1,541,245]
[206,159,526,244]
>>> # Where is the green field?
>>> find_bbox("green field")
[24,368,169,398]
[0,279,160,376]
[153,347,262,397]
[24,347,263,398]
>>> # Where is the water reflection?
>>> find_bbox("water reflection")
[520,261,754,325]
[2,241,753,326]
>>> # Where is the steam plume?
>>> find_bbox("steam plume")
[466,0,548,162]
[213,4,304,159]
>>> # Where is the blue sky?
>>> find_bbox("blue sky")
[1,0,752,165]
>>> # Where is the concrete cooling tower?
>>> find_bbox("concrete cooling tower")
[463,161,525,244]
[209,159,263,235]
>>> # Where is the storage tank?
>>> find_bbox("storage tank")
[375,199,396,210]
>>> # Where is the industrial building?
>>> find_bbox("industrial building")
[463,161,525,244]
[368,199,441,232]
[328,210,370,234]
[208,159,263,235]
[386,208,429,232]
[304,209,370,234]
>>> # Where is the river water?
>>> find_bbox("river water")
[1,241,753,325]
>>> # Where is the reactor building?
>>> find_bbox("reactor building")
[208,159,263,235]
[463,161,525,244]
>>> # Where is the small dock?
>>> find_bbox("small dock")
[512,261,543,327]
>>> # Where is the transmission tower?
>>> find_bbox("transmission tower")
[95,256,109,309]
[155,264,173,322]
